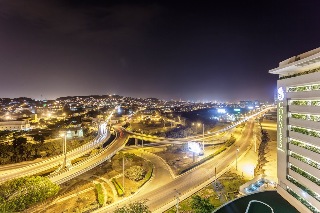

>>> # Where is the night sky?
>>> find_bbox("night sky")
[0,1,320,102]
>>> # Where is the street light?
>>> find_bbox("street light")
[197,123,201,134]
[202,123,204,151]
[236,147,239,170]
[254,128,257,153]
[174,189,181,213]
[60,132,67,168]
[121,152,126,192]
[141,130,144,147]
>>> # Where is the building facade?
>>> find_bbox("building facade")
[59,128,83,139]
[270,47,320,212]
[0,120,30,131]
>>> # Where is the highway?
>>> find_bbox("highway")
[96,119,257,212]
[0,108,119,183]
[125,107,271,144]
[0,107,271,190]
[49,126,128,184]
[0,132,110,184]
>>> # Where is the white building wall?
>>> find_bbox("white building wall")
[0,121,30,131]
[271,49,320,213]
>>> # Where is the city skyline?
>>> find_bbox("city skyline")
[0,1,320,101]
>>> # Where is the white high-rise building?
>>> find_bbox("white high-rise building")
[270,48,320,212]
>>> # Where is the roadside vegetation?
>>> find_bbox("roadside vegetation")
[165,172,247,213]
[0,176,60,212]
[28,152,153,212]
[114,200,151,213]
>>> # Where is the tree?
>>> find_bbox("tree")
[124,166,146,181]
[191,195,215,213]
[12,137,28,162]
[33,134,45,144]
[12,137,27,149]
[0,176,60,212]
[114,200,151,213]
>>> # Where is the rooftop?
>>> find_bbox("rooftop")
[269,47,320,76]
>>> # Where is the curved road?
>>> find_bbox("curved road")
[96,120,256,212]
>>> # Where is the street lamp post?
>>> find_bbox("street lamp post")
[236,147,239,170]
[202,123,205,151]
[142,130,144,147]
[174,189,180,213]
[196,123,200,135]
[60,132,67,168]
[254,129,257,153]
[122,153,125,192]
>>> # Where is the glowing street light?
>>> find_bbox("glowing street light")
[174,189,181,213]
[122,152,125,191]
[60,132,67,168]
[236,147,239,170]
[142,130,144,147]
[202,123,205,151]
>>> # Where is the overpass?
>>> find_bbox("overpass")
[48,127,129,184]
[0,106,273,185]
[0,107,118,184]
[124,106,273,144]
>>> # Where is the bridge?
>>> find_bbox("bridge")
[124,107,270,144]
[0,107,117,184]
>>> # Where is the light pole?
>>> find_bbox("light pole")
[141,130,144,147]
[254,129,257,153]
[174,189,180,213]
[202,123,205,151]
[236,147,239,170]
[197,123,200,134]
[60,132,67,168]
[122,152,125,192]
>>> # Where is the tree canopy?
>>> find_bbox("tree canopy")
[191,195,215,213]
[0,176,60,212]
[124,166,146,181]
[114,201,151,213]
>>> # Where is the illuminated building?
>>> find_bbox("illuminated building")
[0,120,30,131]
[269,47,320,212]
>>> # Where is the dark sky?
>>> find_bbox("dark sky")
[0,0,319,102]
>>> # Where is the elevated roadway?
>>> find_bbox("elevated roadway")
[96,119,258,212]
[0,107,272,187]
[0,108,118,184]
[0,131,110,184]
[124,106,273,144]
[49,127,129,184]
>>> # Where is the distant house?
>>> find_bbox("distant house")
[59,127,84,139]
[0,120,30,131]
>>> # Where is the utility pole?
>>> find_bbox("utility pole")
[254,128,257,153]
[214,167,217,187]
[60,132,67,168]
[202,123,205,151]
[122,153,125,192]
[236,147,239,170]
[174,189,180,213]
[142,130,144,147]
